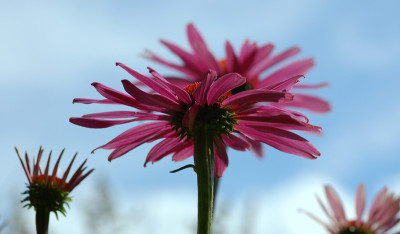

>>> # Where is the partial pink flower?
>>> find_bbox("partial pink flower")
[302,184,400,234]
[70,63,321,177]
[144,23,330,114]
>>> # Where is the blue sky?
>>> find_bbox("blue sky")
[1,0,400,233]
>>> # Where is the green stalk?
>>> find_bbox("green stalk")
[35,207,50,234]
[193,128,214,234]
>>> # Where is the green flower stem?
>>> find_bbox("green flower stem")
[193,128,214,234]
[35,207,50,234]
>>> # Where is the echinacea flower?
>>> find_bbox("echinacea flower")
[144,23,330,114]
[70,63,321,178]
[302,184,400,234]
[16,147,94,234]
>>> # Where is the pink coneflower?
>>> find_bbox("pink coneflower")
[16,147,94,234]
[70,63,321,178]
[303,184,400,234]
[144,23,330,114]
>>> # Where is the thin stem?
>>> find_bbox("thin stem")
[35,207,50,234]
[193,129,214,234]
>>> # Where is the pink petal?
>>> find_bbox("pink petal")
[145,137,184,165]
[214,137,229,178]
[187,23,207,48]
[324,185,347,224]
[98,122,171,150]
[143,50,200,79]
[246,46,301,79]
[165,77,193,87]
[121,79,182,112]
[263,75,304,92]
[368,187,388,222]
[256,58,314,88]
[237,119,321,134]
[239,105,309,123]
[276,93,331,113]
[91,82,144,109]
[73,98,116,105]
[250,43,274,68]
[225,41,238,73]
[207,73,246,105]
[295,82,330,89]
[160,39,206,73]
[106,126,173,161]
[69,117,135,128]
[117,63,178,101]
[82,111,139,118]
[237,125,320,159]
[148,67,192,105]
[193,70,217,105]
[187,24,221,74]
[238,40,257,66]
[83,111,169,121]
[356,184,366,225]
[245,136,263,157]
[182,103,200,131]
[172,142,193,162]
[222,134,251,151]
[222,89,293,108]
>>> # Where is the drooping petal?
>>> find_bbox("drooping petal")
[106,127,175,162]
[256,58,314,88]
[207,73,246,105]
[73,98,116,105]
[82,111,139,118]
[145,137,185,165]
[69,117,136,128]
[214,138,229,178]
[237,119,321,133]
[222,134,251,151]
[276,93,331,113]
[97,122,171,150]
[237,125,320,159]
[222,89,293,108]
[262,75,304,92]
[295,82,330,89]
[245,137,263,157]
[172,142,193,162]
[83,111,169,121]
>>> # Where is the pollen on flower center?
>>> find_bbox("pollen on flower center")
[184,82,201,96]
